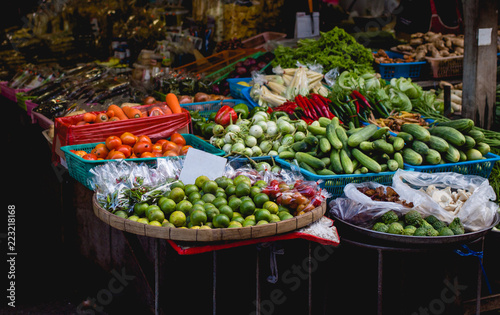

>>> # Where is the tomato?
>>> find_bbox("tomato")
[76,121,89,126]
[120,132,138,146]
[91,143,109,159]
[153,152,163,157]
[152,143,163,154]
[180,145,193,155]
[162,150,178,157]
[83,112,96,123]
[137,135,152,144]
[115,144,133,158]
[170,132,186,146]
[105,136,122,151]
[161,140,179,154]
[133,141,153,155]
[140,152,156,158]
[72,150,88,157]
[130,153,138,159]
[82,153,98,160]
[108,150,126,159]
[155,139,168,147]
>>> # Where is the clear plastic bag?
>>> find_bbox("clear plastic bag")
[392,169,499,231]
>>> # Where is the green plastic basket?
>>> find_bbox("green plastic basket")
[275,157,396,200]
[60,134,225,190]
[16,92,37,113]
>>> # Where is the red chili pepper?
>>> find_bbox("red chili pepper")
[304,97,321,120]
[351,90,372,109]
[295,95,311,119]
[311,94,334,118]
[214,105,237,126]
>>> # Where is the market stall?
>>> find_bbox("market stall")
[3,0,500,314]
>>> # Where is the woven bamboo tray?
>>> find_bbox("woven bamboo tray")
[92,194,327,242]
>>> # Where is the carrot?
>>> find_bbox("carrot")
[95,113,109,123]
[107,104,128,120]
[122,106,142,119]
[148,106,165,116]
[165,93,182,114]
[83,112,97,123]
[108,116,120,122]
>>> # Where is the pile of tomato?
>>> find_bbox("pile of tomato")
[71,132,192,160]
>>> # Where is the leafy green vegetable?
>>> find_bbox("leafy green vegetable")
[272,27,374,74]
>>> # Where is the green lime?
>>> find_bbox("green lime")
[215,176,230,189]
[188,191,202,203]
[215,191,227,199]
[114,210,128,219]
[253,193,270,208]
[212,196,228,209]
[235,182,251,197]
[262,201,279,214]
[184,184,199,196]
[240,196,252,203]
[245,215,256,221]
[228,197,242,211]
[228,221,243,228]
[255,209,272,222]
[232,216,245,224]
[201,193,216,204]
[176,200,193,215]
[128,215,140,222]
[137,217,149,224]
[205,208,220,222]
[242,219,256,227]
[149,220,162,227]
[254,180,268,188]
[234,175,251,187]
[232,212,242,219]
[256,220,269,225]
[199,225,211,229]
[170,180,185,190]
[278,211,294,220]
[225,185,236,196]
[216,187,226,194]
[205,222,214,228]
[169,187,186,203]
[218,205,234,220]
[190,225,201,229]
[190,203,205,215]
[133,202,149,216]
[148,209,165,222]
[190,210,208,226]
[240,199,256,217]
[146,205,161,218]
[278,205,290,213]
[162,221,175,228]
[169,211,186,227]
[158,197,177,216]
[250,186,262,198]
[202,180,219,194]
[269,214,280,223]
[193,199,205,206]
[195,175,210,189]
[213,214,231,228]
[203,203,216,211]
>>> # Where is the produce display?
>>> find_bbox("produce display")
[70,132,191,160]
[373,49,417,64]
[368,111,429,133]
[394,31,465,60]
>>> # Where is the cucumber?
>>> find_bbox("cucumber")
[428,135,449,153]
[393,152,404,169]
[346,127,364,136]
[466,148,483,160]
[359,166,369,174]
[331,116,340,128]
[319,137,331,153]
[329,149,343,174]
[351,148,382,173]
[278,150,296,160]
[389,136,405,151]
[467,129,485,143]
[291,141,308,152]
[425,149,441,165]
[429,126,466,147]
[402,148,423,166]
[359,141,374,152]
[371,127,390,140]
[335,126,351,157]
[373,139,394,155]
[296,152,326,170]
[380,164,388,172]
[458,150,467,161]
[461,135,476,150]
[299,162,317,174]
[412,140,430,155]
[326,123,343,150]
[307,125,327,136]
[436,118,474,133]
[340,148,354,174]
[401,123,431,142]
[318,117,332,128]
[476,142,491,155]
[396,131,414,143]
[304,136,319,147]
[347,124,379,147]
[317,168,336,176]
[387,159,399,171]
[444,144,461,163]
[321,157,331,167]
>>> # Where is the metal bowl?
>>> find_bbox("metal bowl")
[332,212,500,249]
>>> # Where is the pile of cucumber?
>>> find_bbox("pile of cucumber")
[400,118,491,166]
[277,117,407,176]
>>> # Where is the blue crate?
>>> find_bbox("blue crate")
[241,85,259,109]
[181,99,254,118]
[276,157,396,200]
[228,77,253,100]
[227,155,279,169]
[403,152,500,178]
[374,50,426,80]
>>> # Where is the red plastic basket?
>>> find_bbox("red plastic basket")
[0,81,30,102]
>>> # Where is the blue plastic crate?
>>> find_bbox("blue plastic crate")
[403,152,500,178]
[241,86,259,109]
[374,50,426,80]
[228,77,253,100]
[181,99,253,119]
[276,157,396,200]
[60,134,225,190]
[227,155,279,169]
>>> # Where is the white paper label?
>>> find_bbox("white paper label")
[179,148,227,185]
[478,28,492,46]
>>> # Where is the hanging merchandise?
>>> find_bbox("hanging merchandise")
[223,0,262,41]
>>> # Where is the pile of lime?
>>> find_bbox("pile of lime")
[113,175,294,229]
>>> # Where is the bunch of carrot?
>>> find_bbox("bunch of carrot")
[76,93,183,125]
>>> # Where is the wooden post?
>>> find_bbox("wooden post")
[462,0,498,129]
